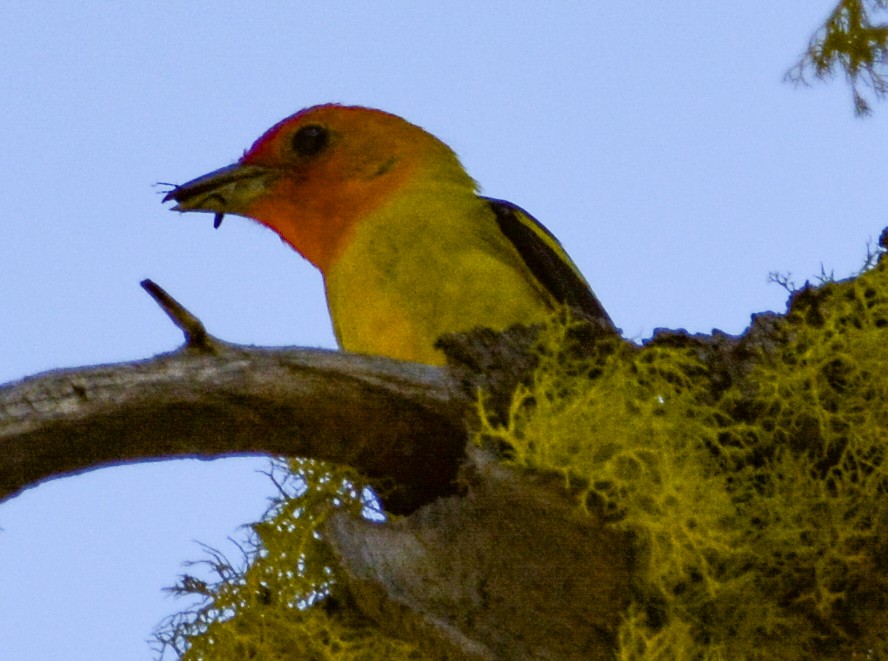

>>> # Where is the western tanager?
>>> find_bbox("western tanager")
[164,105,613,365]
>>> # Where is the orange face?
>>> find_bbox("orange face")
[165,105,461,273]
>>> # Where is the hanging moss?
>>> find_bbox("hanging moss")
[153,459,421,660]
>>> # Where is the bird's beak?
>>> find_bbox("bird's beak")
[163,163,278,227]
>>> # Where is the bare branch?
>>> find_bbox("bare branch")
[0,343,469,513]
[140,278,215,351]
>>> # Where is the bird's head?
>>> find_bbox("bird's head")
[164,104,474,271]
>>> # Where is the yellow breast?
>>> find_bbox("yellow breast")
[323,185,554,365]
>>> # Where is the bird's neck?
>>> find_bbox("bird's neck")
[261,163,476,274]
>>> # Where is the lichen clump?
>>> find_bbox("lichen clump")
[153,459,421,660]
[479,253,888,659]
[156,247,888,660]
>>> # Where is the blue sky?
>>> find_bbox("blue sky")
[2,3,886,659]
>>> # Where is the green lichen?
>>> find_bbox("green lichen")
[478,251,888,658]
[153,459,420,660]
[156,246,888,660]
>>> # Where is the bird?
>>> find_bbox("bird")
[163,104,613,365]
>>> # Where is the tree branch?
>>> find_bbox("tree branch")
[140,278,215,351]
[0,342,470,514]
[326,446,632,660]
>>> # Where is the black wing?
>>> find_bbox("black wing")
[484,197,614,329]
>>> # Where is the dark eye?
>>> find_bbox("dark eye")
[291,124,329,156]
